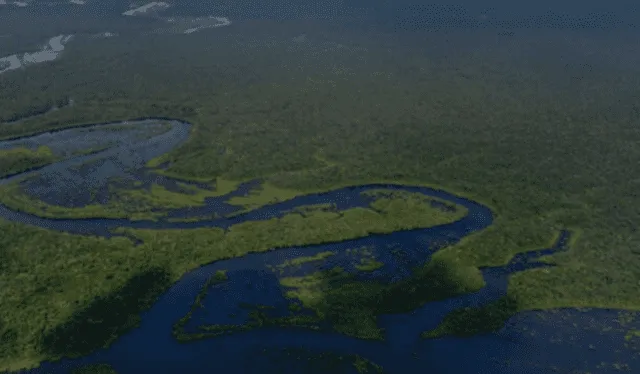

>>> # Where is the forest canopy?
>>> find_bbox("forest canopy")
[1,14,640,372]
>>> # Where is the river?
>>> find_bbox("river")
[1,119,637,374]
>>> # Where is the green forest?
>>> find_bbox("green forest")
[1,14,640,372]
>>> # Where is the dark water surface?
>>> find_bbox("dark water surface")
[1,120,638,373]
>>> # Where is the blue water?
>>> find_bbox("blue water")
[1,120,638,374]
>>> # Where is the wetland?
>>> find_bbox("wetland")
[0,118,638,374]
[1,2,640,373]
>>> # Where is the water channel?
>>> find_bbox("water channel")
[1,119,637,374]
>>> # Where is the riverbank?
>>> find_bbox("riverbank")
[1,115,639,372]
[0,120,487,371]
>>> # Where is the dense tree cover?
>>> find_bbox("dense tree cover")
[1,15,640,371]
[0,98,66,124]
[421,296,519,338]
[40,267,172,359]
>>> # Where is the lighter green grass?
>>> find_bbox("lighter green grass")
[355,258,384,272]
[0,181,164,220]
[0,146,56,177]
[624,329,640,341]
[0,177,241,220]
[273,251,335,271]
[227,182,301,210]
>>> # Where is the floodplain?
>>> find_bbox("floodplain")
[1,4,640,373]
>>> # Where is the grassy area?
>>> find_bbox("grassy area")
[269,251,336,274]
[0,146,56,177]
[365,189,467,225]
[0,177,240,220]
[291,203,339,215]
[226,182,302,211]
[0,181,165,220]
[355,257,384,272]
[112,179,234,212]
[121,190,464,262]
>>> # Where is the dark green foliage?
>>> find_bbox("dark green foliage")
[40,268,171,359]
[173,270,229,340]
[422,296,520,338]
[376,258,480,314]
[312,260,482,337]
[1,101,54,123]
[192,258,484,340]
[0,319,18,358]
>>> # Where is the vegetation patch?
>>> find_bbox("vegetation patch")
[290,203,339,216]
[422,296,519,338]
[0,177,240,220]
[0,181,165,220]
[364,189,467,228]
[173,270,228,341]
[226,182,302,211]
[113,180,230,211]
[0,191,474,370]
[275,256,483,339]
[40,267,172,359]
[0,318,18,362]
[270,251,336,273]
[0,146,56,177]
[355,257,384,272]
[173,245,484,342]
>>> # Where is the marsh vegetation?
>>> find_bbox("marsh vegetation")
[172,253,488,341]
[0,179,465,370]
[0,146,56,177]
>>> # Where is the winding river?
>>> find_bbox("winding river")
[1,119,638,374]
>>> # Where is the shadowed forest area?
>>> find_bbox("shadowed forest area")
[1,2,640,372]
[40,268,172,359]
